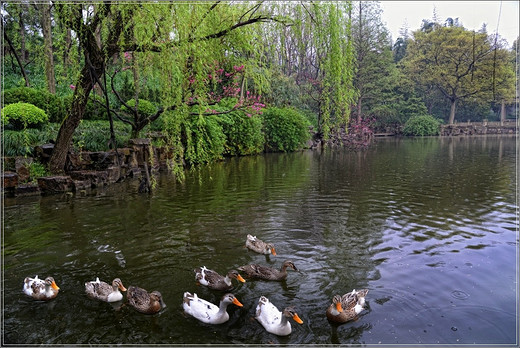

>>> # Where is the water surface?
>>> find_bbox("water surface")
[2,136,518,345]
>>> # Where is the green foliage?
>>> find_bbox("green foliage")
[63,94,112,121]
[1,121,128,156]
[181,113,226,166]
[2,123,58,157]
[402,115,441,136]
[28,161,49,180]
[263,107,310,152]
[218,112,264,156]
[201,98,264,156]
[2,130,38,156]
[403,25,514,123]
[371,71,429,131]
[2,87,65,123]
[1,102,49,130]
[73,120,132,152]
[121,98,157,117]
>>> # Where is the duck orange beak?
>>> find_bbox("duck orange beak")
[236,274,246,283]
[293,314,303,324]
[232,298,243,307]
[51,281,60,290]
[119,284,127,292]
[271,248,277,256]
[336,302,343,313]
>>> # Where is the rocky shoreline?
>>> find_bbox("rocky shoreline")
[2,125,376,198]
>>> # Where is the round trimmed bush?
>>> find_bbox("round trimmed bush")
[2,87,65,123]
[263,107,310,152]
[1,102,49,130]
[402,115,441,136]
[121,98,157,117]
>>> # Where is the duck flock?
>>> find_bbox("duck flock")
[23,234,369,337]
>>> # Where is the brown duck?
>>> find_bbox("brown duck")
[238,260,298,281]
[245,234,277,255]
[127,286,166,314]
[326,289,369,323]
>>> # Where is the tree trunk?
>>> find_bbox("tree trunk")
[500,100,506,125]
[3,30,30,87]
[448,98,457,124]
[49,65,94,173]
[41,3,56,94]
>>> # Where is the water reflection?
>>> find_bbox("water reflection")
[2,136,517,345]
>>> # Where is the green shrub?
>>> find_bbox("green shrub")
[181,113,226,166]
[1,102,49,130]
[205,98,264,156]
[218,111,264,156]
[263,107,310,152]
[402,115,441,136]
[28,161,49,180]
[2,87,65,123]
[121,98,157,117]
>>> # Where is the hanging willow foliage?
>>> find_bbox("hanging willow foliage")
[258,2,356,139]
[49,2,355,175]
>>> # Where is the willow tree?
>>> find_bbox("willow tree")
[404,23,514,124]
[49,2,287,174]
[258,2,356,140]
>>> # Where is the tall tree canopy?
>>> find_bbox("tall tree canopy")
[403,22,514,124]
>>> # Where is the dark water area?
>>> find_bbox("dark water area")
[2,136,518,345]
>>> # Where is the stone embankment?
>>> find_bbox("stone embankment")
[2,138,173,197]
[440,120,517,136]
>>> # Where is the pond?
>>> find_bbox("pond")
[2,136,518,345]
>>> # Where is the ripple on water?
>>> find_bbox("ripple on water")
[2,137,517,345]
[450,290,469,300]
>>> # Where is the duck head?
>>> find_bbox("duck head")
[227,270,246,283]
[265,243,277,256]
[45,277,60,291]
[222,293,243,307]
[283,307,303,324]
[112,278,127,292]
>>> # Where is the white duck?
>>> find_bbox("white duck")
[85,277,127,302]
[23,275,60,301]
[183,292,243,324]
[255,296,303,336]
